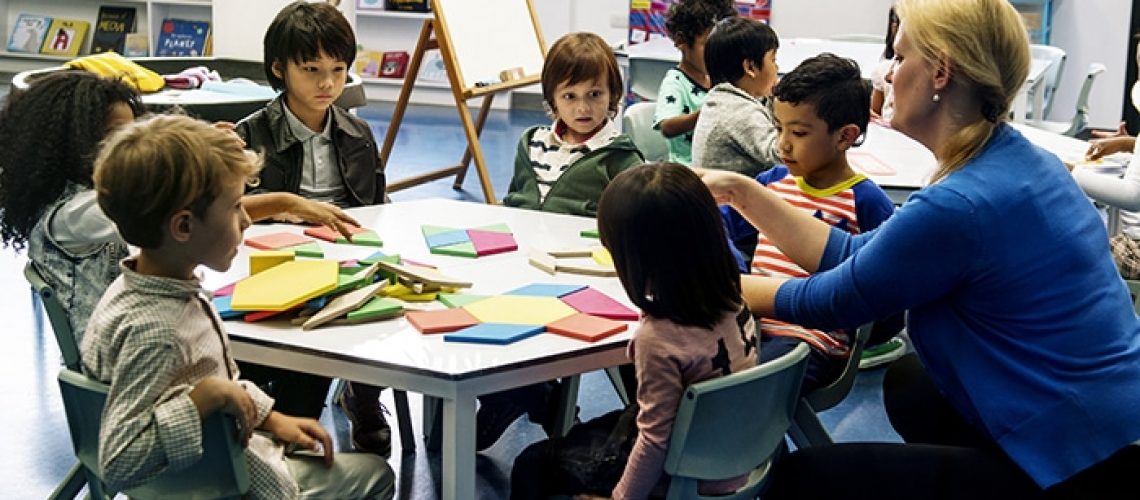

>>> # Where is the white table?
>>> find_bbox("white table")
[203,199,636,500]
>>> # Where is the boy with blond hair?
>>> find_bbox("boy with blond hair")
[82,114,394,499]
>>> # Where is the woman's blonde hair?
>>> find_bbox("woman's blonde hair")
[94,114,261,248]
[896,0,1030,181]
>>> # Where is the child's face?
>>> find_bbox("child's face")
[772,99,846,180]
[739,49,779,97]
[551,77,611,144]
[189,175,251,273]
[273,51,347,120]
[104,102,136,134]
[678,29,711,73]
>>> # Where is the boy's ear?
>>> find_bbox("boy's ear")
[271,60,285,80]
[836,124,863,150]
[742,59,758,78]
[168,210,194,243]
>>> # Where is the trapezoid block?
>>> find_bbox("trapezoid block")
[545,313,628,342]
[467,229,517,256]
[304,224,371,243]
[560,287,639,321]
[463,295,577,325]
[250,250,295,275]
[231,260,339,311]
[245,231,313,250]
[443,323,544,345]
[406,307,480,334]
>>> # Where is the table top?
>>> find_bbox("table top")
[204,199,636,382]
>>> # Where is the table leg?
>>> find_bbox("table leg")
[441,395,476,500]
[423,395,443,451]
[552,375,581,437]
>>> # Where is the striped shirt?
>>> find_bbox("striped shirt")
[745,166,894,356]
[527,118,621,201]
[81,259,299,499]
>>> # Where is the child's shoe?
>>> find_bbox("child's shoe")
[337,382,392,456]
[859,335,908,369]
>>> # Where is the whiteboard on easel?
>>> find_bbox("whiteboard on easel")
[431,0,546,92]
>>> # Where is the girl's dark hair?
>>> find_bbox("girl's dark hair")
[705,17,780,86]
[263,1,357,91]
[883,7,899,60]
[774,53,870,136]
[0,71,144,250]
[598,163,742,329]
[665,0,738,46]
[542,32,625,115]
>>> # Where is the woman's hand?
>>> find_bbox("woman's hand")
[693,166,751,207]
[262,412,335,466]
[1086,136,1135,161]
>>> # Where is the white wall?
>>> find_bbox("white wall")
[1049,0,1131,128]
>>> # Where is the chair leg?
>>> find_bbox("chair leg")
[392,389,415,453]
[422,395,443,452]
[48,463,87,500]
[788,398,834,449]
[330,378,348,404]
[604,367,631,405]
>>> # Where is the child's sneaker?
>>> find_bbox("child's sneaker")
[859,335,907,369]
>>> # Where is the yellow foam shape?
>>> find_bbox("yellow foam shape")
[400,292,440,302]
[231,260,338,311]
[382,283,413,297]
[249,250,295,275]
[464,295,577,325]
[591,247,614,267]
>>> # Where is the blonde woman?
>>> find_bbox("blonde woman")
[701,0,1140,497]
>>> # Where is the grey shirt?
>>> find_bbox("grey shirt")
[282,104,349,206]
[691,82,780,177]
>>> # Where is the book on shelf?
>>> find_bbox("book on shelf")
[40,18,90,57]
[355,50,383,77]
[385,0,430,12]
[155,18,210,57]
[123,32,148,57]
[6,13,51,53]
[380,51,409,78]
[358,0,385,10]
[91,6,137,54]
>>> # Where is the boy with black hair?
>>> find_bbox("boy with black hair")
[723,53,902,389]
[654,0,737,165]
[83,114,394,499]
[234,0,392,456]
[691,15,781,177]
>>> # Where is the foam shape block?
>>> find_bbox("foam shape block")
[591,247,613,267]
[556,261,617,277]
[250,250,295,275]
[528,251,557,275]
[304,224,369,243]
[474,223,512,234]
[421,224,456,237]
[213,282,237,297]
[245,231,312,250]
[347,297,404,321]
[406,308,479,333]
[243,307,298,323]
[212,295,243,320]
[340,230,383,247]
[464,295,577,325]
[401,258,437,269]
[302,281,385,330]
[548,247,595,258]
[560,287,639,321]
[444,323,545,345]
[506,283,587,298]
[467,229,518,256]
[581,228,599,238]
[306,296,329,310]
[425,229,470,249]
[374,260,472,288]
[285,242,324,258]
[546,313,628,342]
[360,251,400,266]
[231,260,339,311]
[431,241,478,258]
[438,293,489,308]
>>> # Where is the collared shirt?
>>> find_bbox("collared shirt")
[282,104,348,206]
[527,117,622,201]
[81,259,299,499]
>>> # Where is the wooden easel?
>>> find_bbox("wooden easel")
[380,1,546,204]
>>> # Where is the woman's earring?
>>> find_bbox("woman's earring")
[932,93,941,103]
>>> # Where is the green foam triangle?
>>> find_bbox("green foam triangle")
[474,223,512,234]
[360,252,400,266]
[286,242,324,258]
[421,224,456,237]
[580,228,599,239]
[338,230,383,247]
[348,297,404,320]
[431,241,478,258]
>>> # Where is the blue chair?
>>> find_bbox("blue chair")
[26,263,250,499]
[788,322,874,448]
[662,342,809,500]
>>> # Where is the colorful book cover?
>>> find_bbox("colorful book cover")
[380,51,409,78]
[628,1,770,45]
[40,18,90,57]
[123,32,148,57]
[91,6,137,54]
[6,13,51,53]
[358,0,385,10]
[355,49,383,77]
[154,18,210,57]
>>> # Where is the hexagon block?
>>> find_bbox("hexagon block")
[463,295,576,325]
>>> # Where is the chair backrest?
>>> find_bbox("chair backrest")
[1063,63,1108,136]
[628,56,675,101]
[1029,44,1067,119]
[663,343,810,500]
[24,262,82,372]
[57,369,251,499]
[828,33,885,43]
[335,72,367,110]
[804,322,873,411]
[622,101,669,162]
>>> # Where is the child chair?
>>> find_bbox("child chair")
[788,322,874,448]
[661,342,810,499]
[622,102,669,162]
[26,263,250,499]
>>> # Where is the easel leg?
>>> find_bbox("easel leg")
[452,95,495,189]
[450,93,499,203]
[379,19,434,172]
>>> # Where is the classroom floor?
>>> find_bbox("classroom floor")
[2,97,901,499]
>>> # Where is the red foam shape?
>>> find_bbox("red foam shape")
[560,287,639,321]
[243,306,300,323]
[245,232,312,250]
[303,224,369,243]
[546,313,628,342]
[467,229,518,256]
[406,308,480,334]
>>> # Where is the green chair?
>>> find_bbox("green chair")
[26,263,250,499]
[788,322,874,448]
[661,342,810,500]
